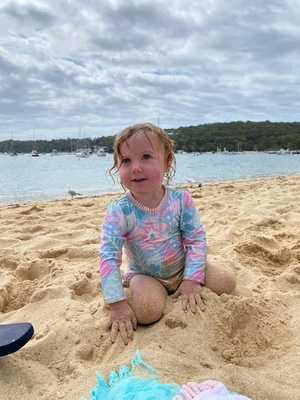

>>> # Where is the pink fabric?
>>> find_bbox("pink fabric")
[173,380,251,400]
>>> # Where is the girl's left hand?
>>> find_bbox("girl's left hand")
[172,280,205,313]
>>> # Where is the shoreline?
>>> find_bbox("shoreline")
[1,172,300,208]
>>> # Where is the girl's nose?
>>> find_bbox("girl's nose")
[132,161,142,172]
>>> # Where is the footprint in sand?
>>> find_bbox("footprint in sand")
[164,315,188,329]
[27,224,46,234]
[30,286,71,303]
[212,295,291,366]
[234,234,292,276]
[80,202,95,208]
[0,256,18,271]
[38,247,68,259]
[290,242,300,263]
[15,259,54,281]
[68,272,99,300]
[250,217,284,232]
[3,279,36,312]
[0,258,58,311]
[0,258,20,311]
[65,216,84,223]
[66,246,98,260]
[281,264,300,285]
[17,234,32,241]
[75,343,94,360]
[18,205,44,215]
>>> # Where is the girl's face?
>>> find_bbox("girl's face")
[117,132,168,198]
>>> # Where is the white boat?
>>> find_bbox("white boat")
[97,148,106,157]
[75,149,90,158]
[277,148,291,155]
[31,150,39,157]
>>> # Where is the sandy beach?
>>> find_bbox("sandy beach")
[0,175,300,400]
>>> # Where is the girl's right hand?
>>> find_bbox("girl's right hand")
[108,300,137,345]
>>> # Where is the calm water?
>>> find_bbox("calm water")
[1,152,300,204]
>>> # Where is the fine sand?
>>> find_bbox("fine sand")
[0,176,300,400]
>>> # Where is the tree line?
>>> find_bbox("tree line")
[166,121,300,152]
[1,121,300,154]
[0,136,115,154]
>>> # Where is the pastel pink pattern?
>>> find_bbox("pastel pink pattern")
[99,188,207,303]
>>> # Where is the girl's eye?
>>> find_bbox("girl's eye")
[122,158,130,165]
[143,154,152,160]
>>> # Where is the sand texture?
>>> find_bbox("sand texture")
[0,176,300,400]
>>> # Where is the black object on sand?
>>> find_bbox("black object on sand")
[0,323,34,357]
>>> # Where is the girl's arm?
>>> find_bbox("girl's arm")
[99,201,127,304]
[180,190,207,284]
[174,191,207,313]
[100,201,137,344]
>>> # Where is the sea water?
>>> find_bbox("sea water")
[0,152,299,204]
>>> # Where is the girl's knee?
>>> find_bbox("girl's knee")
[205,262,236,295]
[220,269,236,294]
[134,300,164,325]
[129,275,167,325]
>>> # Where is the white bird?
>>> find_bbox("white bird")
[68,190,82,198]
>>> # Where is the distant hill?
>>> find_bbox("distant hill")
[0,136,114,154]
[165,121,300,152]
[1,121,300,153]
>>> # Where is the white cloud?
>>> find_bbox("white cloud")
[0,0,299,140]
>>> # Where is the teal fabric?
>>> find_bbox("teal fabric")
[89,351,180,400]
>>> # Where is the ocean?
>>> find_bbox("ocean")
[1,152,299,204]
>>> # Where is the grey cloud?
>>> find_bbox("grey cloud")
[91,30,152,52]
[62,57,87,68]
[88,1,196,53]
[2,1,55,28]
[100,1,194,37]
[0,50,20,74]
[188,1,298,60]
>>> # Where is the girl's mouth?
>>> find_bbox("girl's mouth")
[131,178,147,182]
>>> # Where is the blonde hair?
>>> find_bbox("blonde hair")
[109,122,176,184]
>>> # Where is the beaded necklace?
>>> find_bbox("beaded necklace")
[128,187,167,215]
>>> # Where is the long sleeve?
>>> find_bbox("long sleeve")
[180,190,207,284]
[99,201,127,303]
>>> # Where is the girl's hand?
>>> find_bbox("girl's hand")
[108,299,137,345]
[172,280,205,313]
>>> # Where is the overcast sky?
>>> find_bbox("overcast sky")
[0,0,300,140]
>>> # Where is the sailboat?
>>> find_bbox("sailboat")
[31,130,40,157]
[75,148,90,158]
[31,149,39,157]
[97,147,107,157]
[8,134,18,156]
[75,126,91,157]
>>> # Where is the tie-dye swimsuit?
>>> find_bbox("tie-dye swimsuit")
[99,188,207,304]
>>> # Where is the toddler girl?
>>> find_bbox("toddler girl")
[99,123,235,344]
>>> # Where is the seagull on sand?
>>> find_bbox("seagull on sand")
[68,190,82,198]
